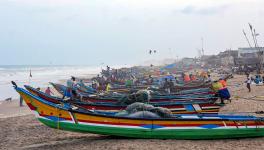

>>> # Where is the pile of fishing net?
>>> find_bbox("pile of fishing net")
[117,90,151,105]
[115,102,172,118]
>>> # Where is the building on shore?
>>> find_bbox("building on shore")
[235,47,264,66]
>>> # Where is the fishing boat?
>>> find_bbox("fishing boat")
[25,85,221,114]
[14,83,264,139]
[49,83,217,104]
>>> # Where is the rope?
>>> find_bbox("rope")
[56,105,60,130]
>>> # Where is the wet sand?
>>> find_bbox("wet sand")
[1,75,264,150]
[0,100,32,119]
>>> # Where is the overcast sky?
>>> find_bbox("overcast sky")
[0,0,264,66]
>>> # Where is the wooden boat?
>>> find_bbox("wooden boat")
[49,83,217,104]
[25,85,221,114]
[14,84,264,139]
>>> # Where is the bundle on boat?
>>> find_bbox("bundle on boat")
[115,102,172,118]
[117,90,151,105]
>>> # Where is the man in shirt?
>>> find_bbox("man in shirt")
[64,77,77,99]
[45,87,54,96]
[212,80,230,104]
[163,78,171,94]
[246,75,251,92]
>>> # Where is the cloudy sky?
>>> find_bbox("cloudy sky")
[0,0,264,66]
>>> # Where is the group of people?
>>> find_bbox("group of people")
[182,73,197,82]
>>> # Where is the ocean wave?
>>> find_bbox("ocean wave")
[0,65,103,100]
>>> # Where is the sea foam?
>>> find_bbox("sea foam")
[0,65,102,100]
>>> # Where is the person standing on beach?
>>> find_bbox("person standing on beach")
[45,87,54,96]
[169,79,174,92]
[19,96,23,107]
[207,74,212,83]
[246,75,251,92]
[63,77,77,99]
[163,78,170,94]
[212,81,224,104]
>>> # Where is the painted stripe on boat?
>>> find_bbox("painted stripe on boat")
[193,104,202,111]
[78,122,147,129]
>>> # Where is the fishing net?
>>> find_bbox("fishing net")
[127,111,160,118]
[115,110,129,117]
[149,107,172,118]
[115,102,172,118]
[126,102,154,113]
[118,90,151,104]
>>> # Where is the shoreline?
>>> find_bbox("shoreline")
[0,99,32,119]
[0,74,97,101]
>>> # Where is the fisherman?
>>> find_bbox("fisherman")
[211,80,230,104]
[190,74,196,81]
[163,78,170,93]
[184,73,191,82]
[181,72,185,79]
[189,74,192,80]
[218,78,231,102]
[148,75,154,84]
[63,76,77,99]
[169,79,174,92]
[91,80,97,89]
[200,71,208,80]
[219,78,227,88]
[45,87,54,96]
[106,82,111,92]
[125,78,133,87]
[246,75,251,92]
[175,77,179,84]
[255,75,262,85]
[206,74,212,83]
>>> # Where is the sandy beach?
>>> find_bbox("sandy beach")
[1,75,264,150]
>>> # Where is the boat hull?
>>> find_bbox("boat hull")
[39,118,264,139]
[16,87,264,139]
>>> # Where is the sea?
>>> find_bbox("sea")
[0,65,102,101]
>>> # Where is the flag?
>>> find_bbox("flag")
[29,69,32,78]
